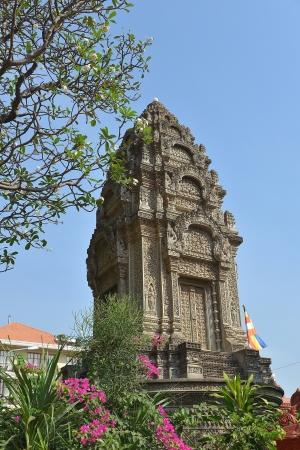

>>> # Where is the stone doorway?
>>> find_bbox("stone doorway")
[179,280,216,350]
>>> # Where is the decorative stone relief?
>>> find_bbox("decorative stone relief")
[86,100,276,395]
[156,190,164,211]
[170,144,193,166]
[178,258,217,280]
[134,239,143,302]
[182,226,214,260]
[143,237,159,317]
[139,187,150,210]
[180,284,207,348]
[171,272,180,318]
[155,153,162,165]
[146,283,156,313]
[169,126,182,139]
[167,223,180,251]
[175,197,200,211]
[179,177,202,199]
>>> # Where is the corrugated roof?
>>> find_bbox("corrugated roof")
[0,322,56,345]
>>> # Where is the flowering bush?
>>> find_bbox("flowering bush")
[152,333,168,346]
[56,378,116,446]
[134,333,168,347]
[139,355,160,378]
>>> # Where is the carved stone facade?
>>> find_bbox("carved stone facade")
[86,100,282,405]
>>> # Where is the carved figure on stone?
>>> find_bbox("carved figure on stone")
[153,129,160,142]
[117,236,127,259]
[210,169,219,184]
[230,302,238,327]
[147,283,156,313]
[156,191,164,211]
[224,210,237,230]
[139,187,150,209]
[142,150,151,164]
[167,223,178,248]
[221,238,231,261]
[155,153,162,165]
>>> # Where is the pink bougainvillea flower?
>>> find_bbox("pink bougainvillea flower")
[158,405,167,417]
[139,355,160,378]
[156,417,192,450]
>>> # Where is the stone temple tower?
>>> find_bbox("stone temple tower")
[86,100,282,404]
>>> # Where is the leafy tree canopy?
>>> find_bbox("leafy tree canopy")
[0,0,152,271]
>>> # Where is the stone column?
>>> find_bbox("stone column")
[169,270,184,342]
[211,281,221,351]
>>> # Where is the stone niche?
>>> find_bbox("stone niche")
[86,100,283,407]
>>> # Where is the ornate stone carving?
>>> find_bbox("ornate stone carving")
[146,283,156,313]
[224,210,237,231]
[86,99,277,403]
[179,177,202,199]
[156,191,164,211]
[167,223,180,252]
[178,258,217,280]
[169,144,193,166]
[180,284,207,348]
[183,226,214,260]
[143,237,159,319]
[139,187,150,210]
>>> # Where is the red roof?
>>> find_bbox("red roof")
[0,322,56,345]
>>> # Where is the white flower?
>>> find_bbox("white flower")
[40,65,45,70]
[33,24,39,29]
[86,141,91,145]
[109,66,116,72]
[62,85,68,92]
[112,144,118,150]
[102,25,110,33]
[83,64,91,71]
[83,38,89,43]
[12,141,18,148]
[36,166,41,171]
[153,97,158,102]
[146,36,154,41]
[47,248,53,252]
[132,178,138,186]
[99,196,104,203]
[90,53,97,61]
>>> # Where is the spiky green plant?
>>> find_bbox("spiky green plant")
[0,348,78,450]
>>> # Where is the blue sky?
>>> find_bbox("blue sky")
[2,0,300,396]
